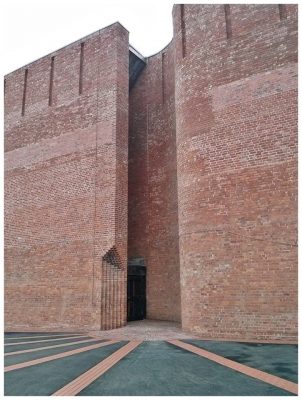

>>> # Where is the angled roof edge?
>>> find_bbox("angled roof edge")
[129,45,146,63]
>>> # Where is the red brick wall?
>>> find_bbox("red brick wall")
[5,4,298,341]
[4,22,129,331]
[173,4,298,341]
[128,42,181,322]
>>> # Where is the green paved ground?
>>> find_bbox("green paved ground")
[79,341,292,396]
[5,332,82,337]
[4,333,297,396]
[5,339,105,366]
[184,339,298,383]
[4,334,83,343]
[4,341,127,396]
[4,336,92,353]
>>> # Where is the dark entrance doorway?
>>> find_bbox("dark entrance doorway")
[127,264,146,321]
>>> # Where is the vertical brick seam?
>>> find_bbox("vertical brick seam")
[48,56,55,106]
[224,4,232,39]
[180,5,186,58]
[21,68,28,116]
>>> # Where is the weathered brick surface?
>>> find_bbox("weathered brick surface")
[172,4,297,340]
[5,5,298,341]
[128,42,181,322]
[5,23,129,331]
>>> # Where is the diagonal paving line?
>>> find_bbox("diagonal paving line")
[5,338,103,356]
[167,340,298,395]
[4,340,119,372]
[52,341,142,396]
[5,335,88,347]
[5,334,83,341]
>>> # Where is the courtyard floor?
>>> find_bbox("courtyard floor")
[4,321,298,396]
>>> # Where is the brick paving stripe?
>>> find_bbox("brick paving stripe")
[52,341,142,396]
[5,334,83,341]
[5,338,102,356]
[5,335,88,346]
[4,340,119,372]
[167,340,298,395]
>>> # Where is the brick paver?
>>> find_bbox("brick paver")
[52,341,142,396]
[5,338,101,356]
[4,329,297,396]
[5,334,82,341]
[5,340,119,372]
[167,339,298,395]
[5,335,88,347]
[90,320,200,341]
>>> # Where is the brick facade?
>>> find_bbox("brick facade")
[128,42,181,322]
[172,4,298,341]
[5,23,129,331]
[5,5,298,341]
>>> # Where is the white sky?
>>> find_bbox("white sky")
[3,0,298,75]
[3,0,176,75]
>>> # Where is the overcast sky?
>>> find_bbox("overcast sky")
[3,0,177,74]
[3,0,298,75]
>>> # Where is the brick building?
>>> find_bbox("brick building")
[4,4,298,341]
